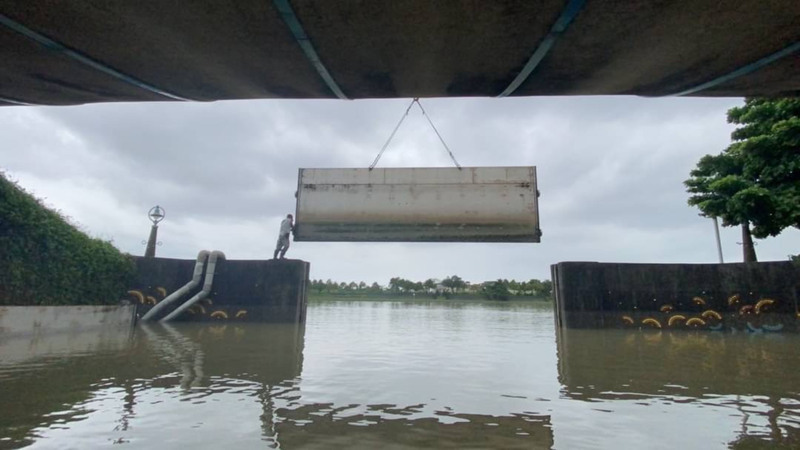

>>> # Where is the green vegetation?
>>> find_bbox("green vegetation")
[0,172,135,305]
[308,276,553,302]
[685,98,800,262]
[481,280,512,301]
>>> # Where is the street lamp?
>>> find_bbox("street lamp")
[145,205,165,257]
[149,205,165,225]
[712,216,724,264]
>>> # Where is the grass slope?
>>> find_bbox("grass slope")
[0,173,134,305]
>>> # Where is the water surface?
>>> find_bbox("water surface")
[1,300,798,449]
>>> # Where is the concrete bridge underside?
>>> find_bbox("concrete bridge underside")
[1,0,799,106]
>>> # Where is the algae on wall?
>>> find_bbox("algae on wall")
[0,173,135,305]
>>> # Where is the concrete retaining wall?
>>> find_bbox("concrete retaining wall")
[551,261,800,331]
[0,305,136,365]
[127,257,309,323]
[0,305,135,338]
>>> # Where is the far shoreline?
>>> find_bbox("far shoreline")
[308,292,553,303]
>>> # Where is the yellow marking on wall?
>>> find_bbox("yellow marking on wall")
[642,318,662,329]
[189,304,206,315]
[235,310,248,319]
[202,298,214,306]
[621,315,634,325]
[210,310,228,319]
[127,290,144,303]
[145,296,157,305]
[754,299,775,314]
[701,310,722,321]
[739,305,754,315]
[692,297,706,306]
[727,294,740,306]
[686,317,706,327]
[668,315,687,327]
[659,304,674,313]
[156,287,167,298]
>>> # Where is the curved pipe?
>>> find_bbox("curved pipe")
[272,0,348,99]
[0,13,191,101]
[141,250,209,321]
[0,95,35,106]
[161,251,226,322]
[497,0,587,97]
[673,41,800,96]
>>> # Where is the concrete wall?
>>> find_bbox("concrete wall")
[0,305,135,338]
[551,261,800,332]
[295,167,541,242]
[128,257,309,323]
[0,305,135,364]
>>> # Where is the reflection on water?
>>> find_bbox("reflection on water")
[0,301,798,449]
[556,328,800,449]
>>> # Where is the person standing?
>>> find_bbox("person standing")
[274,214,293,259]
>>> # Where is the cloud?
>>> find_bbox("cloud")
[2,96,799,284]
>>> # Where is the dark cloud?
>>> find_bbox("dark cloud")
[2,96,798,283]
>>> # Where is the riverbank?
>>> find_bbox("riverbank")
[308,292,553,303]
[0,173,134,305]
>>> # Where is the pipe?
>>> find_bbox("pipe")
[497,0,587,97]
[0,95,36,106]
[0,13,191,101]
[141,250,209,321]
[161,251,226,322]
[272,0,348,99]
[673,41,800,96]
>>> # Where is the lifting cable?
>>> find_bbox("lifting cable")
[369,98,462,170]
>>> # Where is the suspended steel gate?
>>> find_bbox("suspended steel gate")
[293,166,541,243]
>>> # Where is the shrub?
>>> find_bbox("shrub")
[0,173,135,305]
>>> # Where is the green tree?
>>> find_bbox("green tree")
[685,98,800,262]
[442,275,466,292]
[728,98,800,234]
[540,280,553,299]
[481,280,510,301]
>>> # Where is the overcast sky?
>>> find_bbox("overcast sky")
[2,96,798,285]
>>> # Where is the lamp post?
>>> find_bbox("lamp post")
[711,216,723,263]
[145,205,165,258]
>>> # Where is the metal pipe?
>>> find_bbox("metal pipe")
[0,95,36,106]
[673,41,800,96]
[497,0,587,97]
[0,13,191,101]
[161,251,225,322]
[272,0,348,99]
[141,250,209,321]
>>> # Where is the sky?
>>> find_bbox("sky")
[2,96,798,285]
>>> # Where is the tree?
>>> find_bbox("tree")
[728,98,800,234]
[482,280,511,301]
[442,275,466,292]
[685,152,767,262]
[685,98,800,262]
[540,280,553,299]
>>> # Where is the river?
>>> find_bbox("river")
[1,300,798,449]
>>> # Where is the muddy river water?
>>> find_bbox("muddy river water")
[1,300,798,449]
